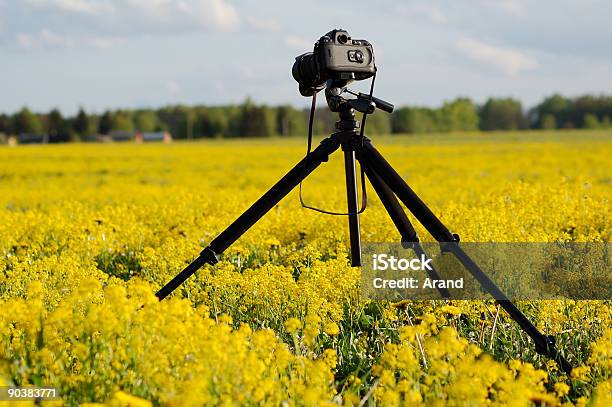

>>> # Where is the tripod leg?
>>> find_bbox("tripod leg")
[156,137,342,300]
[449,244,573,374]
[361,164,450,298]
[358,140,455,243]
[358,140,573,374]
[342,144,362,266]
[361,164,417,243]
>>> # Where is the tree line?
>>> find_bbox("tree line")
[1,94,611,141]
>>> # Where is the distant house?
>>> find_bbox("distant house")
[18,133,47,144]
[48,133,71,143]
[85,134,113,143]
[109,130,134,142]
[134,131,172,143]
[16,133,69,144]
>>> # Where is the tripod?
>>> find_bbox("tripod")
[155,85,572,374]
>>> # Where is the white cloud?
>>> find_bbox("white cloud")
[166,80,180,95]
[126,0,239,31]
[393,3,448,25]
[24,0,240,32]
[457,38,538,76]
[284,36,312,51]
[483,0,526,17]
[428,9,448,25]
[12,0,240,51]
[16,28,121,50]
[88,37,120,49]
[202,0,240,30]
[245,16,282,32]
[25,0,114,15]
[16,33,33,48]
[16,28,76,49]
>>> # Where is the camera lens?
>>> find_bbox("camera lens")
[292,52,322,96]
[292,53,317,83]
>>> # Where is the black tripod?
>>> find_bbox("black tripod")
[155,83,572,374]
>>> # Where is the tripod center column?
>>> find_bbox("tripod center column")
[337,105,363,267]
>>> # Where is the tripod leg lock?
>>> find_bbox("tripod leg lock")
[534,335,572,374]
[535,335,557,356]
[401,238,418,249]
[439,235,461,254]
[314,138,339,162]
[199,247,219,265]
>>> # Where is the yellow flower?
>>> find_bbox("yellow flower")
[571,366,591,381]
[284,318,302,334]
[554,382,570,397]
[440,305,462,316]
[324,322,340,336]
[112,391,152,407]
[0,136,610,406]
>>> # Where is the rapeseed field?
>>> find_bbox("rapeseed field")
[0,131,610,406]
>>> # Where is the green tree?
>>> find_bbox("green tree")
[530,94,569,129]
[440,98,479,131]
[157,106,187,139]
[364,111,392,135]
[185,109,195,139]
[221,105,244,138]
[73,107,92,136]
[0,114,9,134]
[46,108,68,136]
[110,111,134,132]
[391,108,412,133]
[200,108,229,138]
[240,99,276,137]
[156,106,207,139]
[402,108,439,133]
[133,110,158,132]
[276,105,306,137]
[13,107,43,134]
[479,98,525,131]
[311,107,337,136]
[98,111,113,134]
[583,113,600,129]
[541,114,557,130]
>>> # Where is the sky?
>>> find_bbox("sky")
[0,0,611,115]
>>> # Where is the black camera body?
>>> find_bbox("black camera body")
[292,29,376,96]
[318,29,375,79]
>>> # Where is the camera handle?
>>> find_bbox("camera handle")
[345,89,394,113]
[323,77,394,115]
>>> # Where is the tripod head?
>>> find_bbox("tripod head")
[325,78,395,115]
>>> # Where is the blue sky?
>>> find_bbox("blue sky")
[1,0,611,115]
